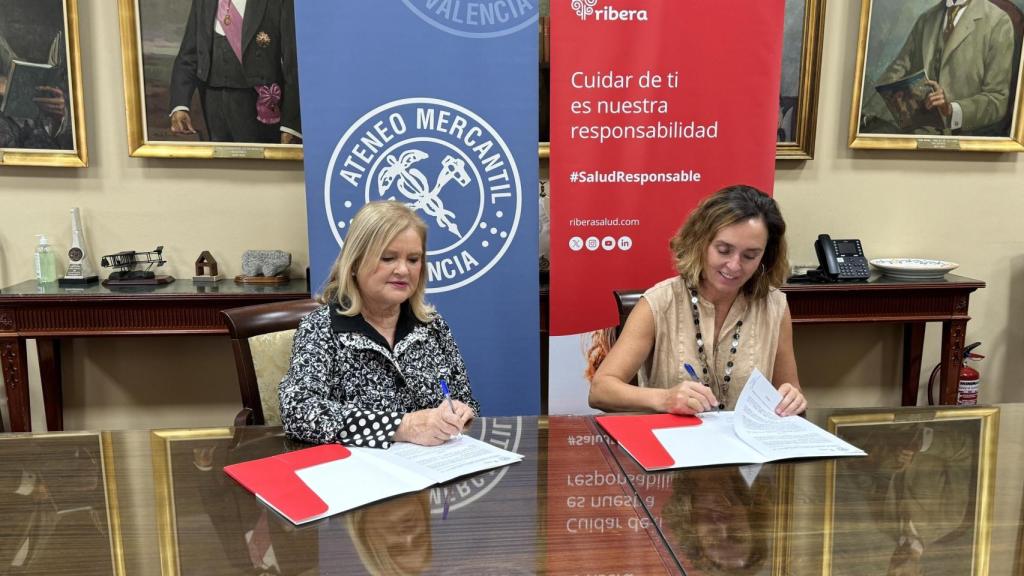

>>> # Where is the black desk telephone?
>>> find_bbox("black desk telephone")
[813,234,869,281]
[791,235,870,283]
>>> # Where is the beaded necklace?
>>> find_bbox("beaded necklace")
[687,287,743,409]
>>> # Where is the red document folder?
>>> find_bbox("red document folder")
[595,413,702,470]
[224,435,523,524]
[224,443,349,524]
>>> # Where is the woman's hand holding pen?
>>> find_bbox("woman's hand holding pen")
[775,383,806,417]
[661,381,719,415]
[394,401,475,446]
[448,399,475,430]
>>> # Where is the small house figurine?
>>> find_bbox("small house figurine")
[192,251,222,284]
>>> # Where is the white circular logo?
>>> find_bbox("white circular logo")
[401,0,538,38]
[618,235,632,251]
[585,236,600,251]
[569,236,584,251]
[325,98,522,293]
[601,236,616,251]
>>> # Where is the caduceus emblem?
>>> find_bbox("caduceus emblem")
[376,150,471,238]
[572,0,598,19]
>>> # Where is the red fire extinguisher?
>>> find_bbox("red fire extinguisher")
[927,341,983,406]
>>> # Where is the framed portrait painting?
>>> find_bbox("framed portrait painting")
[777,0,826,159]
[824,407,998,576]
[849,0,1024,151]
[117,0,303,160]
[0,0,88,168]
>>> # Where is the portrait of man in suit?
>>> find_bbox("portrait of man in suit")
[859,0,1023,138]
[169,0,301,144]
[0,0,74,151]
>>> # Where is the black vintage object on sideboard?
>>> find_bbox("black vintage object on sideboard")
[0,279,310,432]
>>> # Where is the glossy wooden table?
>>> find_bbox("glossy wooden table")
[0,279,310,433]
[0,416,681,575]
[2,409,1020,575]
[605,404,1024,576]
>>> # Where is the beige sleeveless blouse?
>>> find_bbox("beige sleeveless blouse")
[639,277,787,408]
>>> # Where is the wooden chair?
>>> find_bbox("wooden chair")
[221,299,321,426]
[611,289,644,385]
[612,289,644,337]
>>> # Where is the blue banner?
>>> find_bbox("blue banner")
[296,2,540,415]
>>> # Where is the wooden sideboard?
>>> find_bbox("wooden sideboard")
[0,279,310,432]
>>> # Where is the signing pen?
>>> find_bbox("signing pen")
[439,378,456,414]
[684,362,721,412]
[440,379,462,440]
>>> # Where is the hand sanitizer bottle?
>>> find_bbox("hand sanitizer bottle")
[34,234,58,283]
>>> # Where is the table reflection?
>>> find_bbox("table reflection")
[609,405,1009,576]
[827,408,996,576]
[4,409,1014,575]
[0,432,118,576]
[663,466,782,575]
[346,492,432,575]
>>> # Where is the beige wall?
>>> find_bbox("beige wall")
[1,1,1022,431]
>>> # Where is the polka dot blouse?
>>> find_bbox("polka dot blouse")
[279,304,480,448]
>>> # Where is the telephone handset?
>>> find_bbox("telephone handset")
[813,234,869,281]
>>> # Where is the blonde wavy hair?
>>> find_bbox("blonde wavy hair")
[319,201,435,322]
[670,185,788,300]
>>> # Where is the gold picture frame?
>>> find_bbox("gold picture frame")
[151,427,319,575]
[0,431,125,574]
[0,0,88,168]
[151,427,233,576]
[824,406,998,575]
[849,0,1024,152]
[116,0,302,160]
[777,0,826,160]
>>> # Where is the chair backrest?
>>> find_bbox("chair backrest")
[612,289,645,386]
[613,289,644,337]
[221,299,321,425]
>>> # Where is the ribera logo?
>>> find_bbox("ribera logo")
[573,0,648,21]
[572,0,598,19]
[325,98,522,293]
[402,0,538,38]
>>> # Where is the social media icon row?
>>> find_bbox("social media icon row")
[569,236,632,252]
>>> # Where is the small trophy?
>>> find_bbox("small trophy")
[192,251,222,283]
[58,207,99,286]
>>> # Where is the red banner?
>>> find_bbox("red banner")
[550,0,785,335]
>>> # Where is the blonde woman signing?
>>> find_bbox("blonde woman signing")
[589,185,806,416]
[280,201,479,448]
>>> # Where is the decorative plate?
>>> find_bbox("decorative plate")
[869,258,959,280]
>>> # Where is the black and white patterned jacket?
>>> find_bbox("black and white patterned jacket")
[279,303,479,448]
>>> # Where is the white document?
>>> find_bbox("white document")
[378,435,524,483]
[650,370,865,469]
[287,436,522,524]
